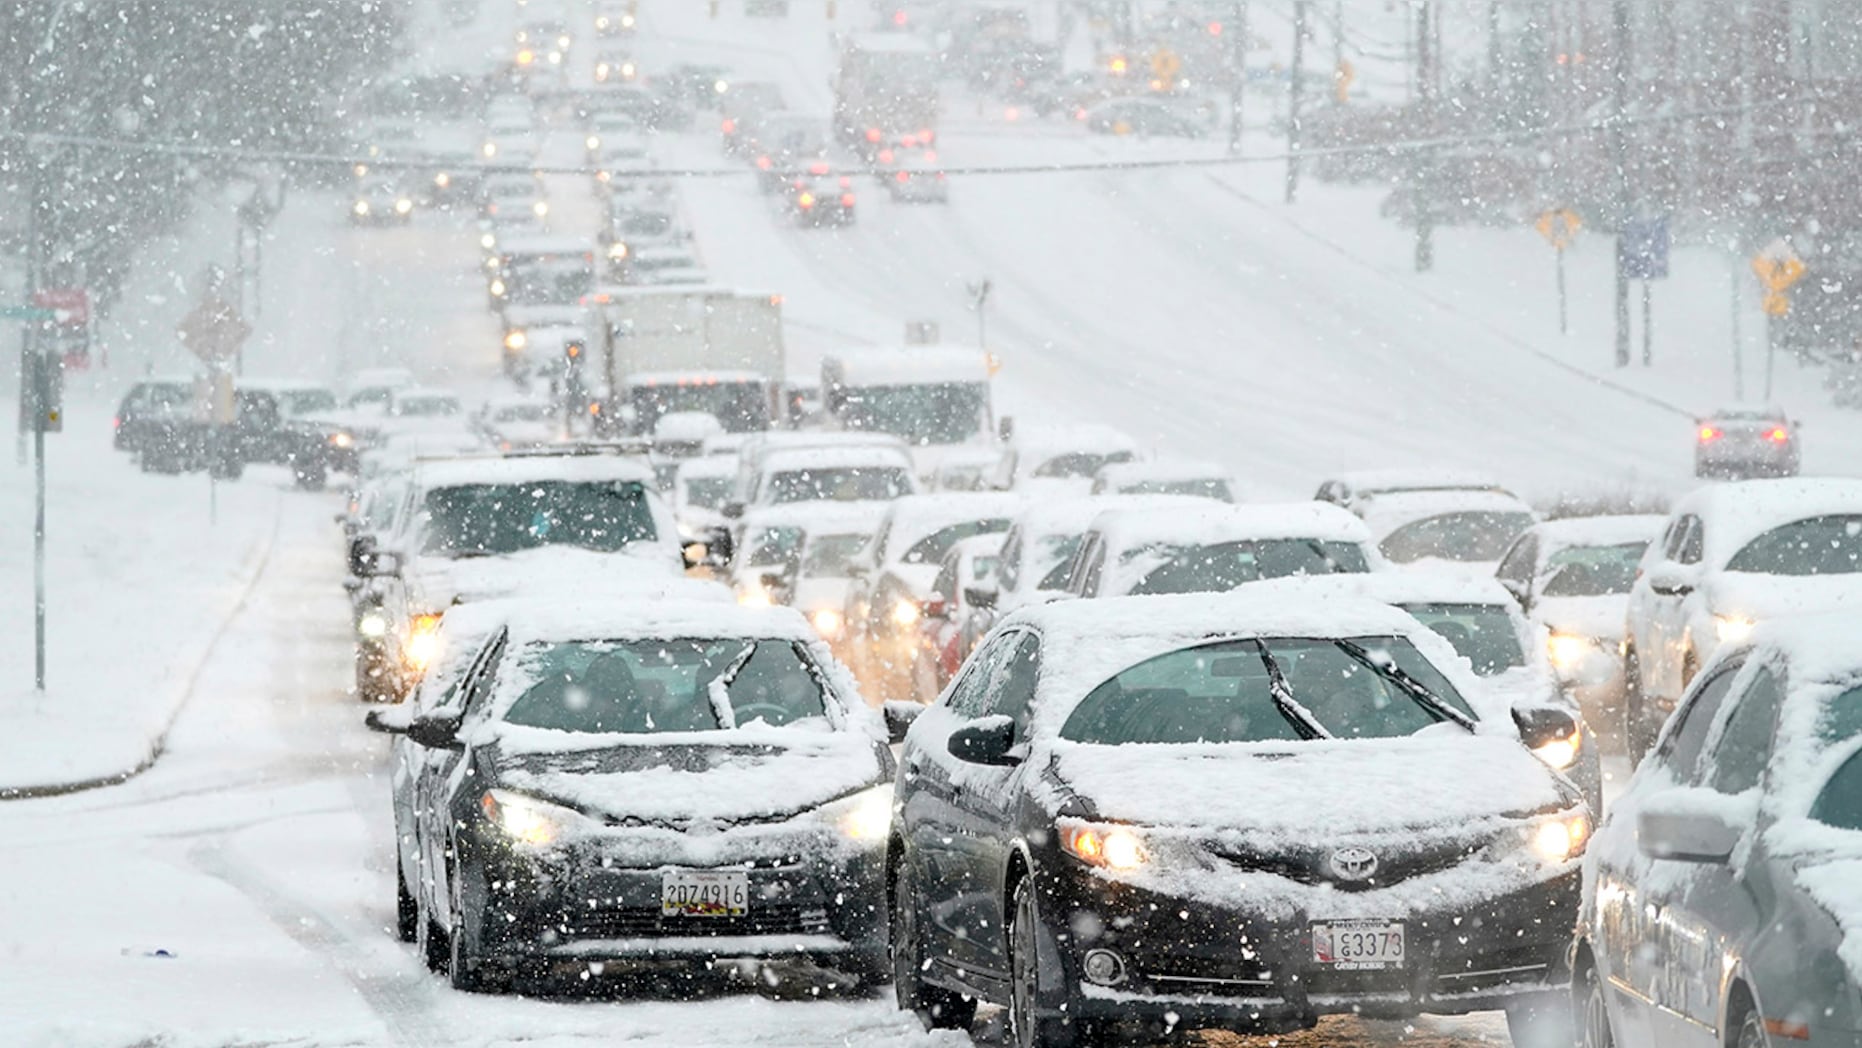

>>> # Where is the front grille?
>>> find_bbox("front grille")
[557,902,831,941]
[1209,842,1483,892]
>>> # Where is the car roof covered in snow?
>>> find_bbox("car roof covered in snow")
[1248,571,1520,610]
[654,411,725,441]
[488,598,820,647]
[1328,468,1515,499]
[740,500,890,534]
[759,445,916,474]
[1095,457,1231,485]
[823,346,992,387]
[676,455,739,480]
[1526,514,1666,556]
[413,452,655,489]
[1356,489,1539,540]
[1669,478,1862,569]
[1011,422,1140,458]
[498,234,594,256]
[1091,500,1372,554]
[880,492,1030,560]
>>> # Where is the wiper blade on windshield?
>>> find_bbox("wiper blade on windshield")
[1334,639,1476,731]
[704,642,758,730]
[1253,641,1331,741]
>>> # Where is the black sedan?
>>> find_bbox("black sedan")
[888,592,1591,1047]
[369,598,899,993]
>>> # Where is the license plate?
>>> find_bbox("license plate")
[1312,920,1405,969]
[660,870,749,918]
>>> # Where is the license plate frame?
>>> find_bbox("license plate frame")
[660,869,750,918]
[1311,919,1406,970]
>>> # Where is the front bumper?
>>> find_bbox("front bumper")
[1042,861,1579,1034]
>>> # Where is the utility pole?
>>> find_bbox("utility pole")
[1227,0,1249,156]
[1413,0,1435,271]
[1285,0,1309,203]
[1610,0,1633,368]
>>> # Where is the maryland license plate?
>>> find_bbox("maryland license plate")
[1312,920,1405,969]
[660,870,749,918]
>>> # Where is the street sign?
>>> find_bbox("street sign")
[1762,291,1792,316]
[1619,216,1670,280]
[32,288,90,328]
[0,306,56,321]
[1751,238,1806,292]
[1535,208,1582,249]
[1334,59,1356,103]
[177,295,252,365]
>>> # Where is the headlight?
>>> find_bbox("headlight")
[737,586,773,608]
[1061,821,1148,870]
[586,134,601,151]
[403,612,444,672]
[489,278,507,297]
[533,200,549,217]
[328,431,355,449]
[482,141,499,157]
[479,789,576,847]
[434,172,451,188]
[1715,614,1756,645]
[354,163,369,177]
[820,783,893,841]
[1531,722,1582,770]
[810,607,844,640]
[353,200,369,215]
[890,598,920,627]
[503,329,527,351]
[608,242,629,261]
[621,62,636,79]
[1545,632,1593,673]
[1528,813,1591,862]
[480,232,496,250]
[356,611,388,638]
[395,198,413,215]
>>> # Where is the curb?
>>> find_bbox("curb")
[0,494,284,801]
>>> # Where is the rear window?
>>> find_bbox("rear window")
[1033,450,1132,479]
[419,480,657,556]
[502,639,826,733]
[899,519,1010,566]
[1119,478,1235,503]
[1380,511,1535,564]
[1125,540,1369,596]
[1060,636,1474,745]
[1541,541,1647,596]
[1724,516,1862,576]
[804,533,870,576]
[1397,603,1525,676]
[768,467,912,504]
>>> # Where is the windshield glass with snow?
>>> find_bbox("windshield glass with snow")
[680,476,734,510]
[418,481,657,557]
[501,640,825,734]
[1126,539,1369,595]
[804,533,871,576]
[1724,516,1862,575]
[1380,511,1536,564]
[630,382,768,434]
[1060,637,1473,745]
[278,389,338,415]
[1120,478,1235,501]
[835,383,986,445]
[1542,542,1647,596]
[768,467,913,504]
[898,519,1011,565]
[1396,603,1526,676]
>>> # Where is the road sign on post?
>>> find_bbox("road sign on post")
[1535,209,1582,335]
[177,295,252,366]
[1619,216,1669,365]
[1751,238,1807,398]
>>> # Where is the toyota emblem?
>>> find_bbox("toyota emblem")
[1328,847,1379,883]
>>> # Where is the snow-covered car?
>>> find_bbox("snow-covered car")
[889,591,1589,1047]
[621,243,706,286]
[352,453,685,702]
[349,174,415,226]
[591,48,636,85]
[990,422,1140,495]
[907,532,1003,702]
[671,454,738,557]
[1315,468,1519,515]
[386,387,463,421]
[1359,488,1539,575]
[980,495,1214,627]
[882,146,948,203]
[112,376,195,455]
[1496,514,1664,738]
[1091,456,1238,502]
[473,396,559,451]
[1055,501,1377,599]
[1081,94,1215,137]
[748,112,829,194]
[729,502,886,615]
[1574,613,1862,1048]
[725,430,914,511]
[1695,406,1801,479]
[345,367,416,412]
[844,492,1028,700]
[927,446,1005,492]
[1623,479,1862,761]
[784,165,857,228]
[734,445,919,519]
[370,598,894,993]
[1253,572,1603,815]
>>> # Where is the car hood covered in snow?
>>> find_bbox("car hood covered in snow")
[1535,593,1630,643]
[413,545,690,606]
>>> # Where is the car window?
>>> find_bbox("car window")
[1810,749,1862,831]
[1723,516,1862,576]
[802,533,869,576]
[1541,542,1647,596]
[419,480,657,556]
[987,633,1041,731]
[500,638,825,733]
[995,529,1024,593]
[900,519,1008,566]
[1652,658,1746,784]
[1675,516,1704,565]
[1495,534,1537,590]
[768,466,912,504]
[1076,536,1107,596]
[930,559,957,604]
[945,633,1010,718]
[1397,603,1526,676]
[1378,511,1535,564]
[1126,539,1369,596]
[1706,668,1785,794]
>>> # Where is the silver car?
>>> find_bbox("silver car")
[1573,614,1862,1048]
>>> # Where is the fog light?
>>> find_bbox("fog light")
[1082,949,1126,986]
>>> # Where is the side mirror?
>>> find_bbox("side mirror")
[882,700,922,745]
[963,584,997,611]
[947,716,1020,766]
[1647,564,1695,597]
[364,708,411,734]
[407,714,463,750]
[361,550,405,579]
[1637,788,1746,864]
[721,501,745,520]
[997,415,1015,443]
[1512,704,1580,752]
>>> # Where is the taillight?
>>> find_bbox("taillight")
[1698,426,1721,443]
[840,193,856,207]
[839,176,852,188]
[756,155,771,170]
[721,118,736,134]
[895,170,910,182]
[865,127,882,143]
[112,415,121,430]
[1766,427,1790,443]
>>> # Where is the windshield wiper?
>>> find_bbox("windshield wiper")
[704,643,758,730]
[1334,639,1477,731]
[1253,641,1331,741]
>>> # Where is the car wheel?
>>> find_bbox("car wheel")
[1733,1000,1769,1048]
[447,865,510,994]
[1622,646,1656,766]
[416,886,449,974]
[1579,962,1615,1048]
[1505,990,1575,1048]
[1009,876,1105,1048]
[890,850,975,1031]
[396,854,419,943]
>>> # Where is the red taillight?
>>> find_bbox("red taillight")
[840,193,856,207]
[809,160,831,176]
[721,118,736,134]
[923,150,937,163]
[112,415,121,430]
[865,127,882,143]
[1766,427,1790,443]
[877,148,895,164]
[839,175,852,188]
[1698,426,1722,443]
[891,9,907,25]
[895,170,910,183]
[756,155,771,170]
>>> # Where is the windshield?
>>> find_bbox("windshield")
[494,403,553,422]
[1120,478,1234,502]
[1032,450,1132,479]
[1380,511,1535,563]
[502,639,825,734]
[631,382,769,434]
[1725,515,1862,575]
[278,389,337,415]
[503,260,594,306]
[768,466,913,504]
[418,481,658,556]
[394,396,459,417]
[804,533,871,576]
[1813,749,1862,832]
[834,383,986,445]
[1126,540,1370,596]
[1542,541,1647,596]
[681,475,734,510]
[740,525,802,569]
[1397,603,1525,676]
[1060,637,1474,744]
[898,519,1009,565]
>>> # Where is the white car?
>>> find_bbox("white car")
[1358,489,1539,575]
[670,454,738,553]
[730,442,919,518]
[1315,468,1519,514]
[990,422,1140,495]
[1055,501,1378,599]
[1623,478,1862,760]
[474,396,560,451]
[1092,457,1239,502]
[729,501,887,634]
[1496,514,1665,741]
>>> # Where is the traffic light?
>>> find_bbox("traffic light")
[564,339,586,375]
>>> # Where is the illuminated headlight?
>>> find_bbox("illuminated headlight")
[480,232,497,250]
[737,586,774,608]
[596,63,611,80]
[621,61,636,78]
[1527,813,1591,862]
[810,607,844,640]
[819,783,893,841]
[596,169,612,183]
[622,13,635,27]
[1060,821,1148,870]
[503,329,528,351]
[607,242,629,261]
[713,78,729,94]
[1531,722,1582,770]
[480,789,579,847]
[352,200,369,215]
[890,598,920,627]
[328,430,355,449]
[489,278,507,297]
[1714,614,1756,645]
[354,163,369,177]
[482,141,499,157]
[596,15,609,28]
[514,49,535,66]
[394,198,413,214]
[556,34,570,48]
[532,200,550,217]
[403,612,444,672]
[547,50,563,65]
[586,134,601,151]
[1546,632,1594,673]
[434,171,451,188]
[356,611,389,638]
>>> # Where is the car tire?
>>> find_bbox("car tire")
[1621,646,1657,766]
[447,864,511,994]
[396,855,419,944]
[1732,998,1769,1048]
[1505,990,1575,1048]
[1578,961,1615,1048]
[890,850,975,1031]
[1008,876,1106,1048]
[417,892,449,974]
